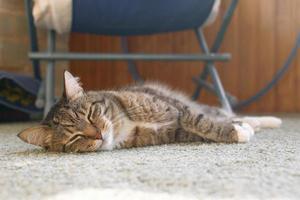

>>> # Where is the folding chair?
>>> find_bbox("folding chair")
[24,0,239,116]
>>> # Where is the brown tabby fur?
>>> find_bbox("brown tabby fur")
[18,71,263,153]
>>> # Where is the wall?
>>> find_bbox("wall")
[0,0,69,96]
[69,0,300,113]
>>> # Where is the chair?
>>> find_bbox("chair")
[24,0,239,115]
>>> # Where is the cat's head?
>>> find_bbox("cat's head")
[18,71,113,153]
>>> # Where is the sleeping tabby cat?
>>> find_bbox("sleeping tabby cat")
[18,71,282,152]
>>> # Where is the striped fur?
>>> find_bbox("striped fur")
[17,72,281,152]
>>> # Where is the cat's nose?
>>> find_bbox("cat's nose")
[95,133,102,140]
[84,125,102,140]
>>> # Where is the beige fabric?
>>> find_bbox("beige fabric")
[33,0,72,34]
[203,0,221,27]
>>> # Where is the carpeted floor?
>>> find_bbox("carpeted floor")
[0,115,299,200]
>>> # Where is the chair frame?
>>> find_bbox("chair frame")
[24,0,239,116]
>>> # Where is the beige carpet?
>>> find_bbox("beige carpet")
[0,115,299,200]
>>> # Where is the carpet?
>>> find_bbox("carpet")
[0,115,299,200]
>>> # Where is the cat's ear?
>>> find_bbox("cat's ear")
[17,126,53,147]
[63,70,84,101]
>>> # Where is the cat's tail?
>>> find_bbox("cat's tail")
[236,116,282,131]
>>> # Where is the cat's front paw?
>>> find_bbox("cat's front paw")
[233,122,254,143]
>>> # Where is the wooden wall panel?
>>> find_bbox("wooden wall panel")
[69,0,300,113]
[274,0,298,112]
[256,0,276,112]
[296,0,300,112]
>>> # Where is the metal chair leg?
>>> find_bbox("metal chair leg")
[192,64,209,100]
[207,63,232,113]
[25,0,41,81]
[192,77,238,105]
[121,37,143,82]
[44,30,56,117]
[193,29,233,113]
[191,28,210,100]
[193,0,239,100]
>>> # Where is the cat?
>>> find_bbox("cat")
[18,71,282,153]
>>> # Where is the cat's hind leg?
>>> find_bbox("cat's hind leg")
[233,116,282,131]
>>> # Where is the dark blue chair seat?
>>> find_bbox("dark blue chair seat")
[25,0,240,115]
[72,0,216,35]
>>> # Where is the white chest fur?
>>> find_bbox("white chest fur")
[99,118,135,150]
[100,118,173,150]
